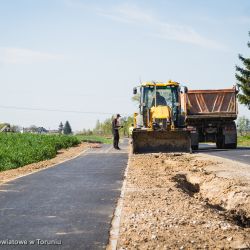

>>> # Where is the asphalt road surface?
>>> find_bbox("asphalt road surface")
[0,141,128,250]
[196,143,250,165]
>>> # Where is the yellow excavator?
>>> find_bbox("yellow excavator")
[132,80,191,153]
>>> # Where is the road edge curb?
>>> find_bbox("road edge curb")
[107,146,132,250]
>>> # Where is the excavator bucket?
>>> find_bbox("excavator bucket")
[132,130,191,154]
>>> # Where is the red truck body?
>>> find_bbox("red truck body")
[182,87,238,149]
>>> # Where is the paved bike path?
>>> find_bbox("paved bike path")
[0,143,128,249]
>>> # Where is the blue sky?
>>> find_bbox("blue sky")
[0,0,249,130]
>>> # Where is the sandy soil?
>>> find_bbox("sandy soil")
[117,153,250,250]
[0,142,92,184]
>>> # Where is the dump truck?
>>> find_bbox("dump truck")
[132,81,192,153]
[132,81,238,153]
[185,87,238,149]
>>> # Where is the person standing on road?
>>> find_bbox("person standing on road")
[112,114,123,150]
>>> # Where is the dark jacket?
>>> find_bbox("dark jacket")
[151,94,167,107]
[112,118,120,134]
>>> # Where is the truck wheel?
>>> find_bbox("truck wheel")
[225,143,237,149]
[216,135,225,149]
[224,126,237,149]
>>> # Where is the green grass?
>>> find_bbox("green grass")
[238,135,250,147]
[0,133,80,172]
[76,134,112,144]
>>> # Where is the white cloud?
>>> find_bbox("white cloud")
[0,47,63,64]
[117,5,153,23]
[98,4,153,24]
[98,4,226,50]
[156,22,225,50]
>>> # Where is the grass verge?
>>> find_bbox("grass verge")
[76,135,112,144]
[238,135,250,147]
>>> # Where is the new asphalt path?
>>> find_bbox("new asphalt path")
[0,140,128,250]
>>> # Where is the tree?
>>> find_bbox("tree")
[132,93,140,104]
[63,121,72,135]
[58,122,64,134]
[29,125,38,133]
[10,125,21,133]
[120,116,134,137]
[93,118,113,135]
[237,116,250,136]
[93,120,101,134]
[236,31,250,109]
[87,129,93,135]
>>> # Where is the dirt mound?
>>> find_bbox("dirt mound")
[117,153,250,249]
[172,174,200,196]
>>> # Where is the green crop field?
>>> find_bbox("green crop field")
[0,133,80,172]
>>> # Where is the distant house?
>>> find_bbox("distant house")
[22,128,34,133]
[0,124,11,132]
[21,127,61,134]
[22,127,48,134]
[37,127,48,134]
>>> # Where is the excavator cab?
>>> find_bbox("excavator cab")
[141,84,180,129]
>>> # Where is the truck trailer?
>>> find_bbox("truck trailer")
[184,87,238,150]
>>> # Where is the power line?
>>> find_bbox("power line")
[2,91,129,100]
[0,105,114,115]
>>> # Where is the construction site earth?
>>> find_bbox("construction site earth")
[113,148,250,250]
[113,82,249,248]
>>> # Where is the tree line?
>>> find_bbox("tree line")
[80,116,134,137]
[237,116,250,136]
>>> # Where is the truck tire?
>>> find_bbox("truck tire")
[225,138,237,149]
[216,135,224,149]
[191,145,199,150]
[217,137,237,149]
[216,126,226,149]
[223,122,237,149]
[225,143,237,149]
